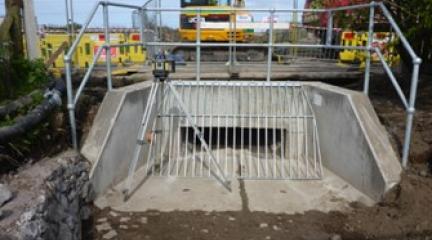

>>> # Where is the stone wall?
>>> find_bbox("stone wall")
[0,152,93,240]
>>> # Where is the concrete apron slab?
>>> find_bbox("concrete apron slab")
[95,167,374,214]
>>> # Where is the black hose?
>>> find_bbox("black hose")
[0,79,66,144]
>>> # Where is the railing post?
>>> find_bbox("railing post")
[139,7,146,62]
[266,9,275,82]
[402,59,422,167]
[363,2,375,95]
[325,10,333,46]
[64,57,78,150]
[196,9,201,81]
[103,1,113,91]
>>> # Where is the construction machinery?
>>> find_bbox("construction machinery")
[173,0,268,62]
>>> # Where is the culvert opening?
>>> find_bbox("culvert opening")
[181,127,285,149]
[132,81,323,181]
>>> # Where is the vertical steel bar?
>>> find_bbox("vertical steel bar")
[184,85,192,177]
[196,9,201,81]
[248,84,253,178]
[257,84,261,177]
[402,61,421,167]
[240,85,244,177]
[265,85,269,177]
[224,85,229,175]
[278,85,285,178]
[272,86,277,177]
[363,3,375,95]
[65,59,78,149]
[296,88,300,178]
[233,85,237,176]
[103,2,113,91]
[168,91,174,176]
[267,10,275,82]
[200,84,207,176]
[208,84,215,177]
[217,83,222,176]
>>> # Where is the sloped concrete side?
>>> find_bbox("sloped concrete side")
[81,81,153,196]
[305,83,402,201]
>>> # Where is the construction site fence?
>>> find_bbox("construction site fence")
[64,1,421,168]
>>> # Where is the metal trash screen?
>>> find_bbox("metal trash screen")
[138,81,323,181]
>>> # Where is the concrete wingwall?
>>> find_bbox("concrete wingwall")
[81,81,153,196]
[304,83,402,201]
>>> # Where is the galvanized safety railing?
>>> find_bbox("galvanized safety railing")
[64,1,421,168]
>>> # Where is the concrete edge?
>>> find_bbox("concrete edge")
[348,93,402,193]
[303,82,402,199]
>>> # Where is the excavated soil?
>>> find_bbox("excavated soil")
[85,75,432,240]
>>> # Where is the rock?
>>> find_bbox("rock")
[20,221,43,239]
[266,236,271,240]
[97,217,108,223]
[0,210,4,220]
[109,211,118,217]
[201,229,209,234]
[96,222,112,232]
[119,225,128,230]
[120,217,131,222]
[0,184,13,207]
[228,216,236,221]
[80,206,92,220]
[288,219,293,223]
[141,217,148,224]
[330,234,342,240]
[420,170,428,177]
[103,230,118,239]
[272,225,281,231]
[260,223,268,228]
[132,225,139,228]
[58,223,73,240]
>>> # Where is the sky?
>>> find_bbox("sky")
[0,0,306,28]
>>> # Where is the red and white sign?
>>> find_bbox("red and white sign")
[94,46,117,61]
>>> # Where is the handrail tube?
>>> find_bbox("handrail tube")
[374,48,408,109]
[144,3,374,13]
[65,2,100,60]
[109,42,144,48]
[145,42,369,50]
[328,2,373,11]
[144,8,327,13]
[74,46,105,105]
[378,2,419,61]
[104,1,142,10]
[142,0,154,8]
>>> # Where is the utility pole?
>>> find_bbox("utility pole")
[23,0,40,60]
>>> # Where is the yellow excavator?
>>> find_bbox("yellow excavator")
[173,0,267,61]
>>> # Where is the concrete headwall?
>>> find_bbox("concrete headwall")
[82,80,402,201]
[305,83,402,201]
[81,81,153,196]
